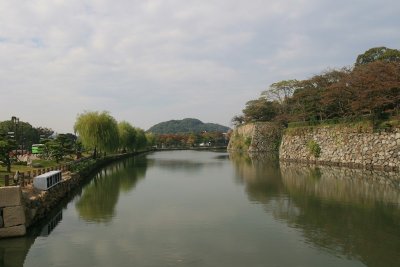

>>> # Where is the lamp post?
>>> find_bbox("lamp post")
[11,116,19,155]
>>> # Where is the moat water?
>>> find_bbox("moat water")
[1,151,399,267]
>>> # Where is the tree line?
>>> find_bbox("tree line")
[0,111,152,172]
[154,132,228,148]
[74,111,152,158]
[232,47,400,126]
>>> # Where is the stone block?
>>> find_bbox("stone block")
[0,224,26,238]
[3,206,26,227]
[0,186,22,208]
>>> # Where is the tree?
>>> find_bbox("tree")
[134,128,147,151]
[55,133,77,157]
[0,120,46,152]
[0,137,16,172]
[262,80,300,104]
[42,139,64,163]
[289,69,349,121]
[242,97,278,122]
[355,47,400,66]
[118,121,136,152]
[346,61,400,118]
[231,115,245,127]
[74,111,119,157]
[145,133,156,148]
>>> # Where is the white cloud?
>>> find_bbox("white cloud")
[0,0,399,131]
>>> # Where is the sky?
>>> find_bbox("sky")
[0,0,399,133]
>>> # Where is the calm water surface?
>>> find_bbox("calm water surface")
[1,151,400,267]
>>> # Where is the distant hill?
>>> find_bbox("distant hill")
[147,118,230,134]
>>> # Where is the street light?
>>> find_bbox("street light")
[11,116,19,155]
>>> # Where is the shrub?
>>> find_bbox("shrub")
[244,137,252,147]
[307,140,321,158]
[69,159,96,173]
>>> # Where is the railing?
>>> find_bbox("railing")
[1,165,70,187]
[0,156,93,188]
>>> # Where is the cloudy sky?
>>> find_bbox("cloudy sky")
[0,0,399,133]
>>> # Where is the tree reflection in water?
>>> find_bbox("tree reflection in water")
[229,152,400,267]
[75,156,149,223]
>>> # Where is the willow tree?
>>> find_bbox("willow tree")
[118,121,136,152]
[134,128,147,151]
[74,111,119,157]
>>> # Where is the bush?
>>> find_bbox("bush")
[244,137,252,147]
[307,140,321,158]
[32,162,43,168]
[69,159,96,173]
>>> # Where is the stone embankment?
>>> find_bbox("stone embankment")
[227,122,283,155]
[280,125,400,171]
[0,152,146,239]
[0,187,27,238]
[228,122,400,171]
[0,171,81,238]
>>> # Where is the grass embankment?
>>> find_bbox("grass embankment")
[285,117,400,135]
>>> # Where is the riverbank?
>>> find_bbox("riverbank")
[228,121,400,171]
[0,151,151,239]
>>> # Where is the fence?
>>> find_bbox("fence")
[1,165,71,187]
[0,156,93,188]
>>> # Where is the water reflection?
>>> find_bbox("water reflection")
[148,151,225,172]
[40,211,63,237]
[0,232,36,267]
[229,152,284,203]
[75,156,148,223]
[280,162,400,206]
[230,153,400,267]
[0,209,64,267]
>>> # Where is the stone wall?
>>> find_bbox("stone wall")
[0,187,26,238]
[280,125,400,171]
[0,152,144,239]
[22,172,81,228]
[227,122,283,155]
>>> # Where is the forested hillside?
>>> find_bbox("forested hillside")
[147,118,230,134]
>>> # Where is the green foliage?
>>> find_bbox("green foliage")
[134,128,147,151]
[55,133,77,155]
[148,118,230,134]
[244,137,252,146]
[0,120,53,151]
[74,111,120,155]
[69,158,97,173]
[145,133,156,147]
[243,98,278,122]
[307,140,321,158]
[287,116,373,128]
[38,133,78,162]
[355,47,400,66]
[154,132,227,148]
[118,121,136,152]
[229,133,250,151]
[0,138,17,172]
